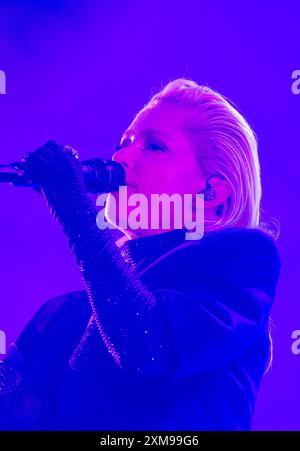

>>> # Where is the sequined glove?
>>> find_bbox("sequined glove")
[22,141,175,377]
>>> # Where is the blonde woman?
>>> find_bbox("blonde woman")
[0,79,281,430]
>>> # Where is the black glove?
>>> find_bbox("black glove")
[22,140,96,233]
[22,140,86,194]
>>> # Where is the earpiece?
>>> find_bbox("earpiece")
[199,177,216,201]
[202,186,216,201]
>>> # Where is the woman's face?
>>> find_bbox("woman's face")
[105,103,207,237]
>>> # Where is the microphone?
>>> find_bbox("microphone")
[0,158,126,193]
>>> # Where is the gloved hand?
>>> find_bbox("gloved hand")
[21,140,96,234]
[22,140,86,194]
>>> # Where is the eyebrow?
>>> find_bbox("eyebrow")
[121,128,171,142]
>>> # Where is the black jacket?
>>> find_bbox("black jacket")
[0,227,281,430]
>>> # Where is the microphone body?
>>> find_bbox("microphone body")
[0,158,126,193]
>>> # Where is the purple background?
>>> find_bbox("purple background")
[0,0,299,430]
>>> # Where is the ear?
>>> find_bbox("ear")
[205,176,231,207]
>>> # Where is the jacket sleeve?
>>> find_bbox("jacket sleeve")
[65,221,179,378]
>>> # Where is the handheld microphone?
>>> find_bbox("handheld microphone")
[0,158,126,193]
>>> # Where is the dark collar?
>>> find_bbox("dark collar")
[119,228,188,269]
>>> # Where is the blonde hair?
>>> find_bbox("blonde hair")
[144,78,278,237]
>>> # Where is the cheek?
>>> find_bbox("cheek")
[134,165,168,195]
[173,159,204,193]
[156,168,203,195]
[135,158,203,195]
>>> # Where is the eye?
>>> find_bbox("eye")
[146,139,165,152]
[114,136,166,152]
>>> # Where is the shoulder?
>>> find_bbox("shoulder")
[145,227,281,269]
[178,227,280,260]
[199,228,280,266]
[140,227,281,298]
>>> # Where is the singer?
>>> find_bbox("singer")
[0,79,281,431]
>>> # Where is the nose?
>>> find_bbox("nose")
[112,149,128,168]
[112,143,138,186]
[112,141,138,169]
